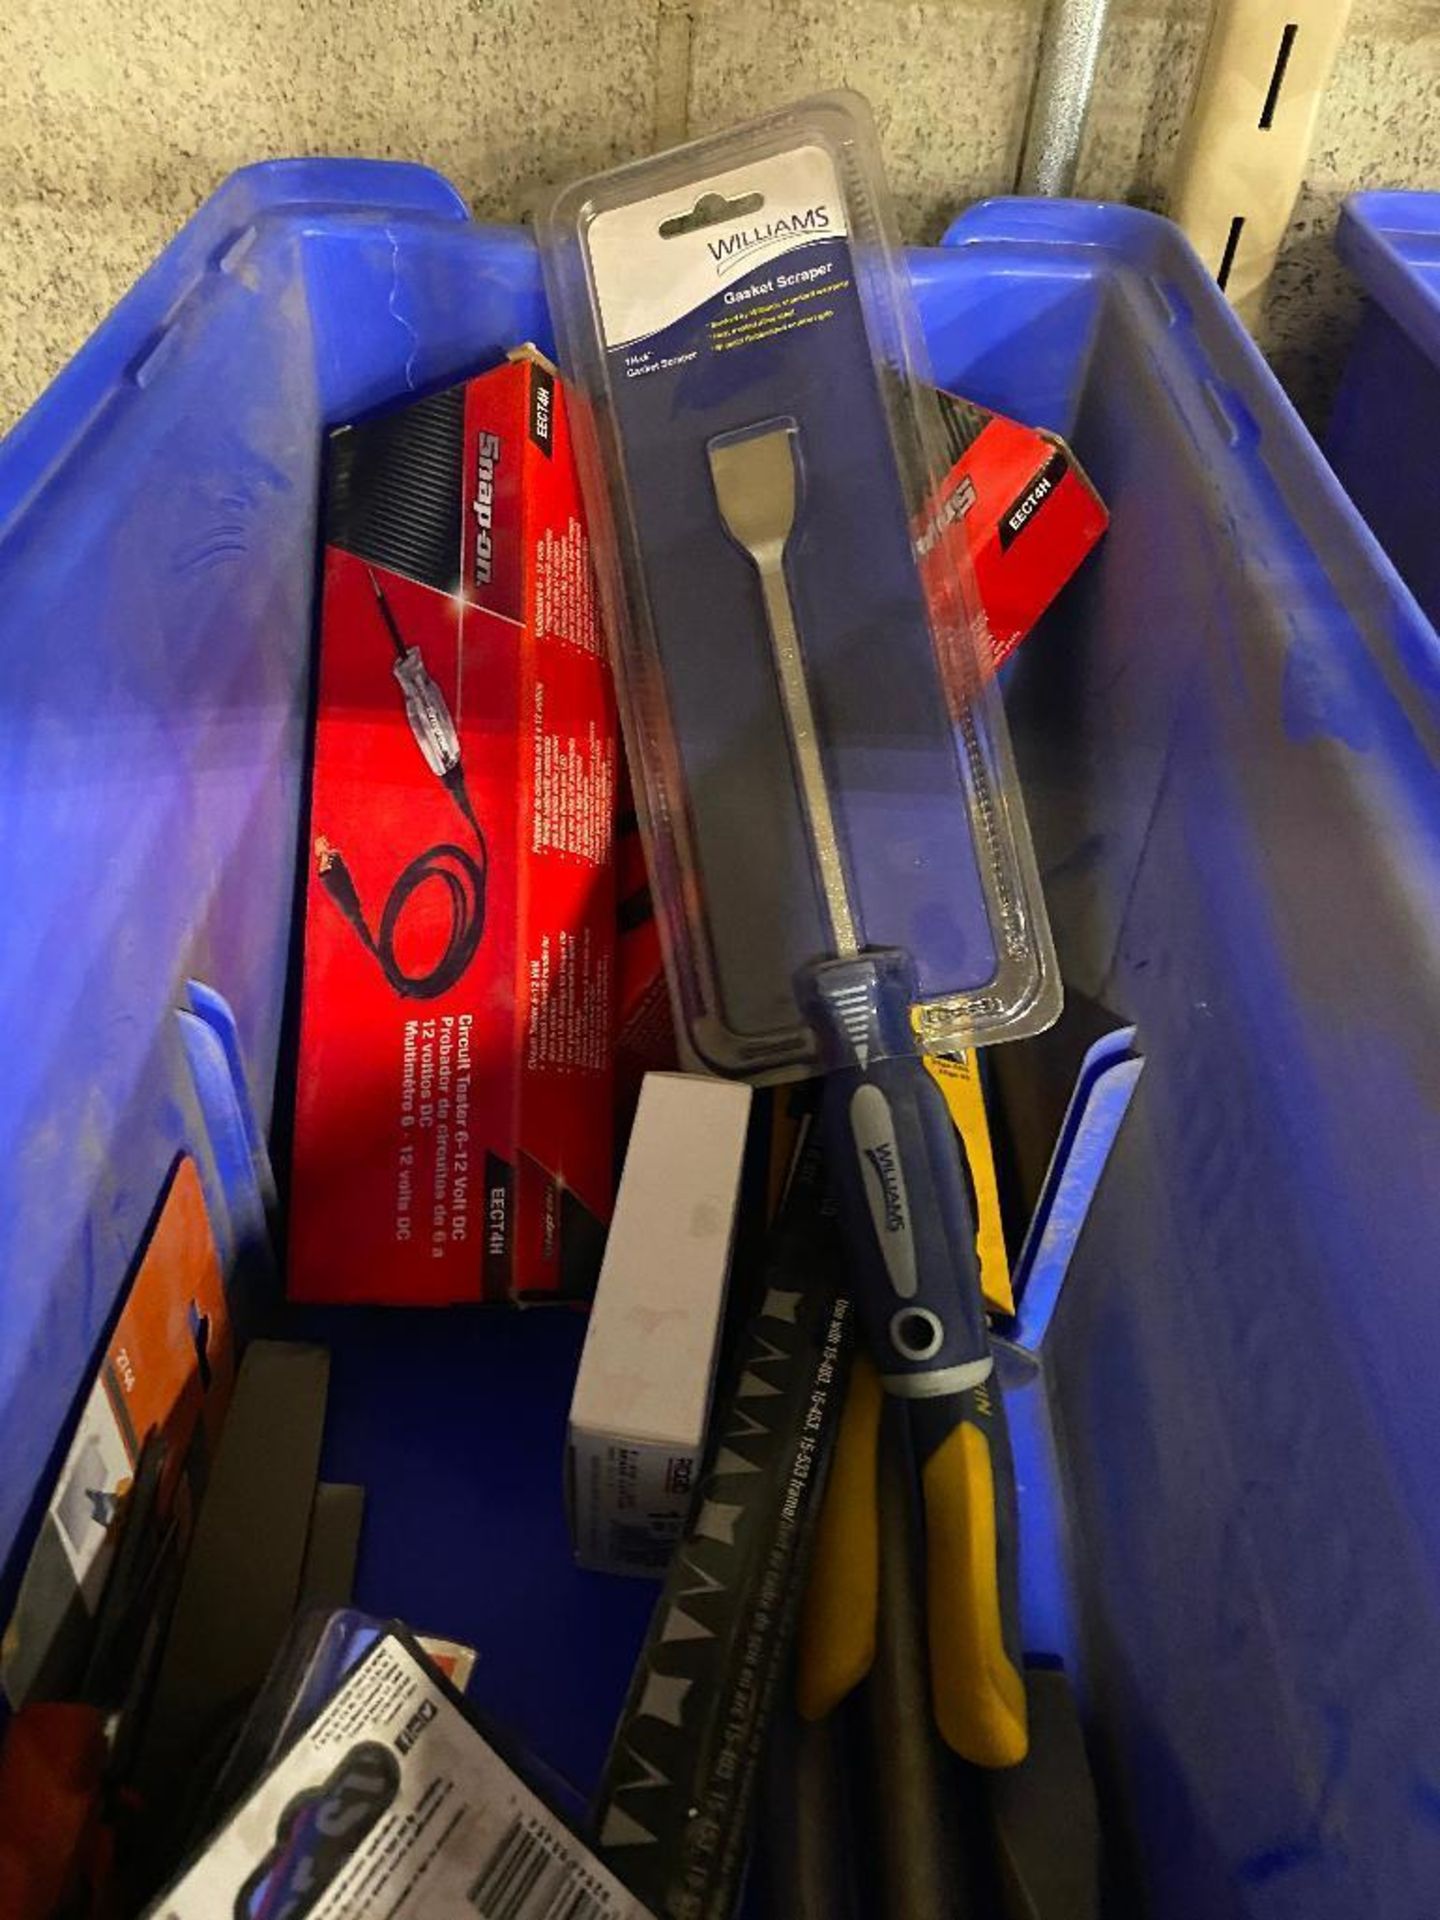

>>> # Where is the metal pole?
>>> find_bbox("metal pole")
[1017,0,1113,196]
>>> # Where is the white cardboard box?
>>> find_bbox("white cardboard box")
[568,1072,752,1575]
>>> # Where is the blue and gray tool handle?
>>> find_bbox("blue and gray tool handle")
[706,416,1026,1767]
[806,944,1028,1767]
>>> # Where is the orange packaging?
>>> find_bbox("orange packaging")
[2,1155,234,1707]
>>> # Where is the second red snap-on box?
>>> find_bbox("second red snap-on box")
[924,384,1108,673]
[288,349,617,1307]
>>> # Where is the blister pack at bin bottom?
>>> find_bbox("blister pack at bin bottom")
[149,1622,651,1919]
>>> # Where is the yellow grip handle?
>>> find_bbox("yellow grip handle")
[923,1413,1028,1767]
[795,1352,883,1720]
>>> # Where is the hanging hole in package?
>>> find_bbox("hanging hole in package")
[540,90,1059,1080]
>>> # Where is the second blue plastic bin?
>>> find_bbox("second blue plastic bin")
[1328,189,1440,638]
[4,169,1440,1916]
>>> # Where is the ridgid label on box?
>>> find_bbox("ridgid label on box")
[152,1635,655,1919]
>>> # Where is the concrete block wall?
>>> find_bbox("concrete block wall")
[3,0,1438,430]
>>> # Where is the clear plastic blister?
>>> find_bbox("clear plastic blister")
[540,90,1059,1072]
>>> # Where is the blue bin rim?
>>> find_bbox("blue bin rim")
[0,177,1324,521]
[7,166,1436,737]
[0,157,472,527]
[5,165,1435,681]
[1336,189,1440,370]
[943,193,1182,252]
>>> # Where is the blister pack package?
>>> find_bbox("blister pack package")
[540,90,1059,1077]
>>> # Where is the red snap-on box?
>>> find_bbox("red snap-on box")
[923,384,1108,673]
[288,349,617,1306]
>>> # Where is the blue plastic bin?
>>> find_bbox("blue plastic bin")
[4,167,1440,1916]
[1328,189,1440,635]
